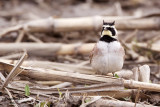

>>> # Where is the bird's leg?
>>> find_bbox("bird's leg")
[112,72,114,77]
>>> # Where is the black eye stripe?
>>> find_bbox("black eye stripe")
[101,27,116,36]
[107,27,116,36]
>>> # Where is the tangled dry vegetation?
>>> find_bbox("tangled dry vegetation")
[0,0,160,107]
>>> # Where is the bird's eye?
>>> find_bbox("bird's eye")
[108,27,116,36]
[107,27,111,30]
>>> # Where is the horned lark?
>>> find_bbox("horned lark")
[90,20,125,75]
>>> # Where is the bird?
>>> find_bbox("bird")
[90,20,125,76]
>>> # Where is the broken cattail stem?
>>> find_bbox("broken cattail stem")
[1,62,160,92]
[123,80,160,92]
[139,65,150,83]
[0,43,94,56]
[0,43,159,56]
[0,15,160,37]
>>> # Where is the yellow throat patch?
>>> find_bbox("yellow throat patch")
[102,30,112,36]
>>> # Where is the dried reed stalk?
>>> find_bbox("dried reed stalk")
[0,43,158,56]
[0,62,160,92]
[0,59,133,79]
[0,43,94,56]
[0,14,160,37]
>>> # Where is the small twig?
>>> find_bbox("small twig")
[0,53,23,59]
[103,95,119,101]
[15,30,25,43]
[0,25,22,38]
[27,33,43,43]
[18,97,35,104]
[134,88,141,107]
[4,87,18,107]
[0,72,6,82]
[39,82,72,89]
[80,96,102,107]
[1,51,28,89]
[7,85,55,98]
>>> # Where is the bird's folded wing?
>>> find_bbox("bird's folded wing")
[89,44,97,64]
[119,45,125,60]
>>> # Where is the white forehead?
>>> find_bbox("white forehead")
[103,25,115,27]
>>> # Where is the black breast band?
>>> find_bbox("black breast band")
[100,35,117,43]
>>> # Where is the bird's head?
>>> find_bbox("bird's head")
[101,20,117,39]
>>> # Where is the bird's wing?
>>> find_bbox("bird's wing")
[120,46,125,60]
[89,44,97,64]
